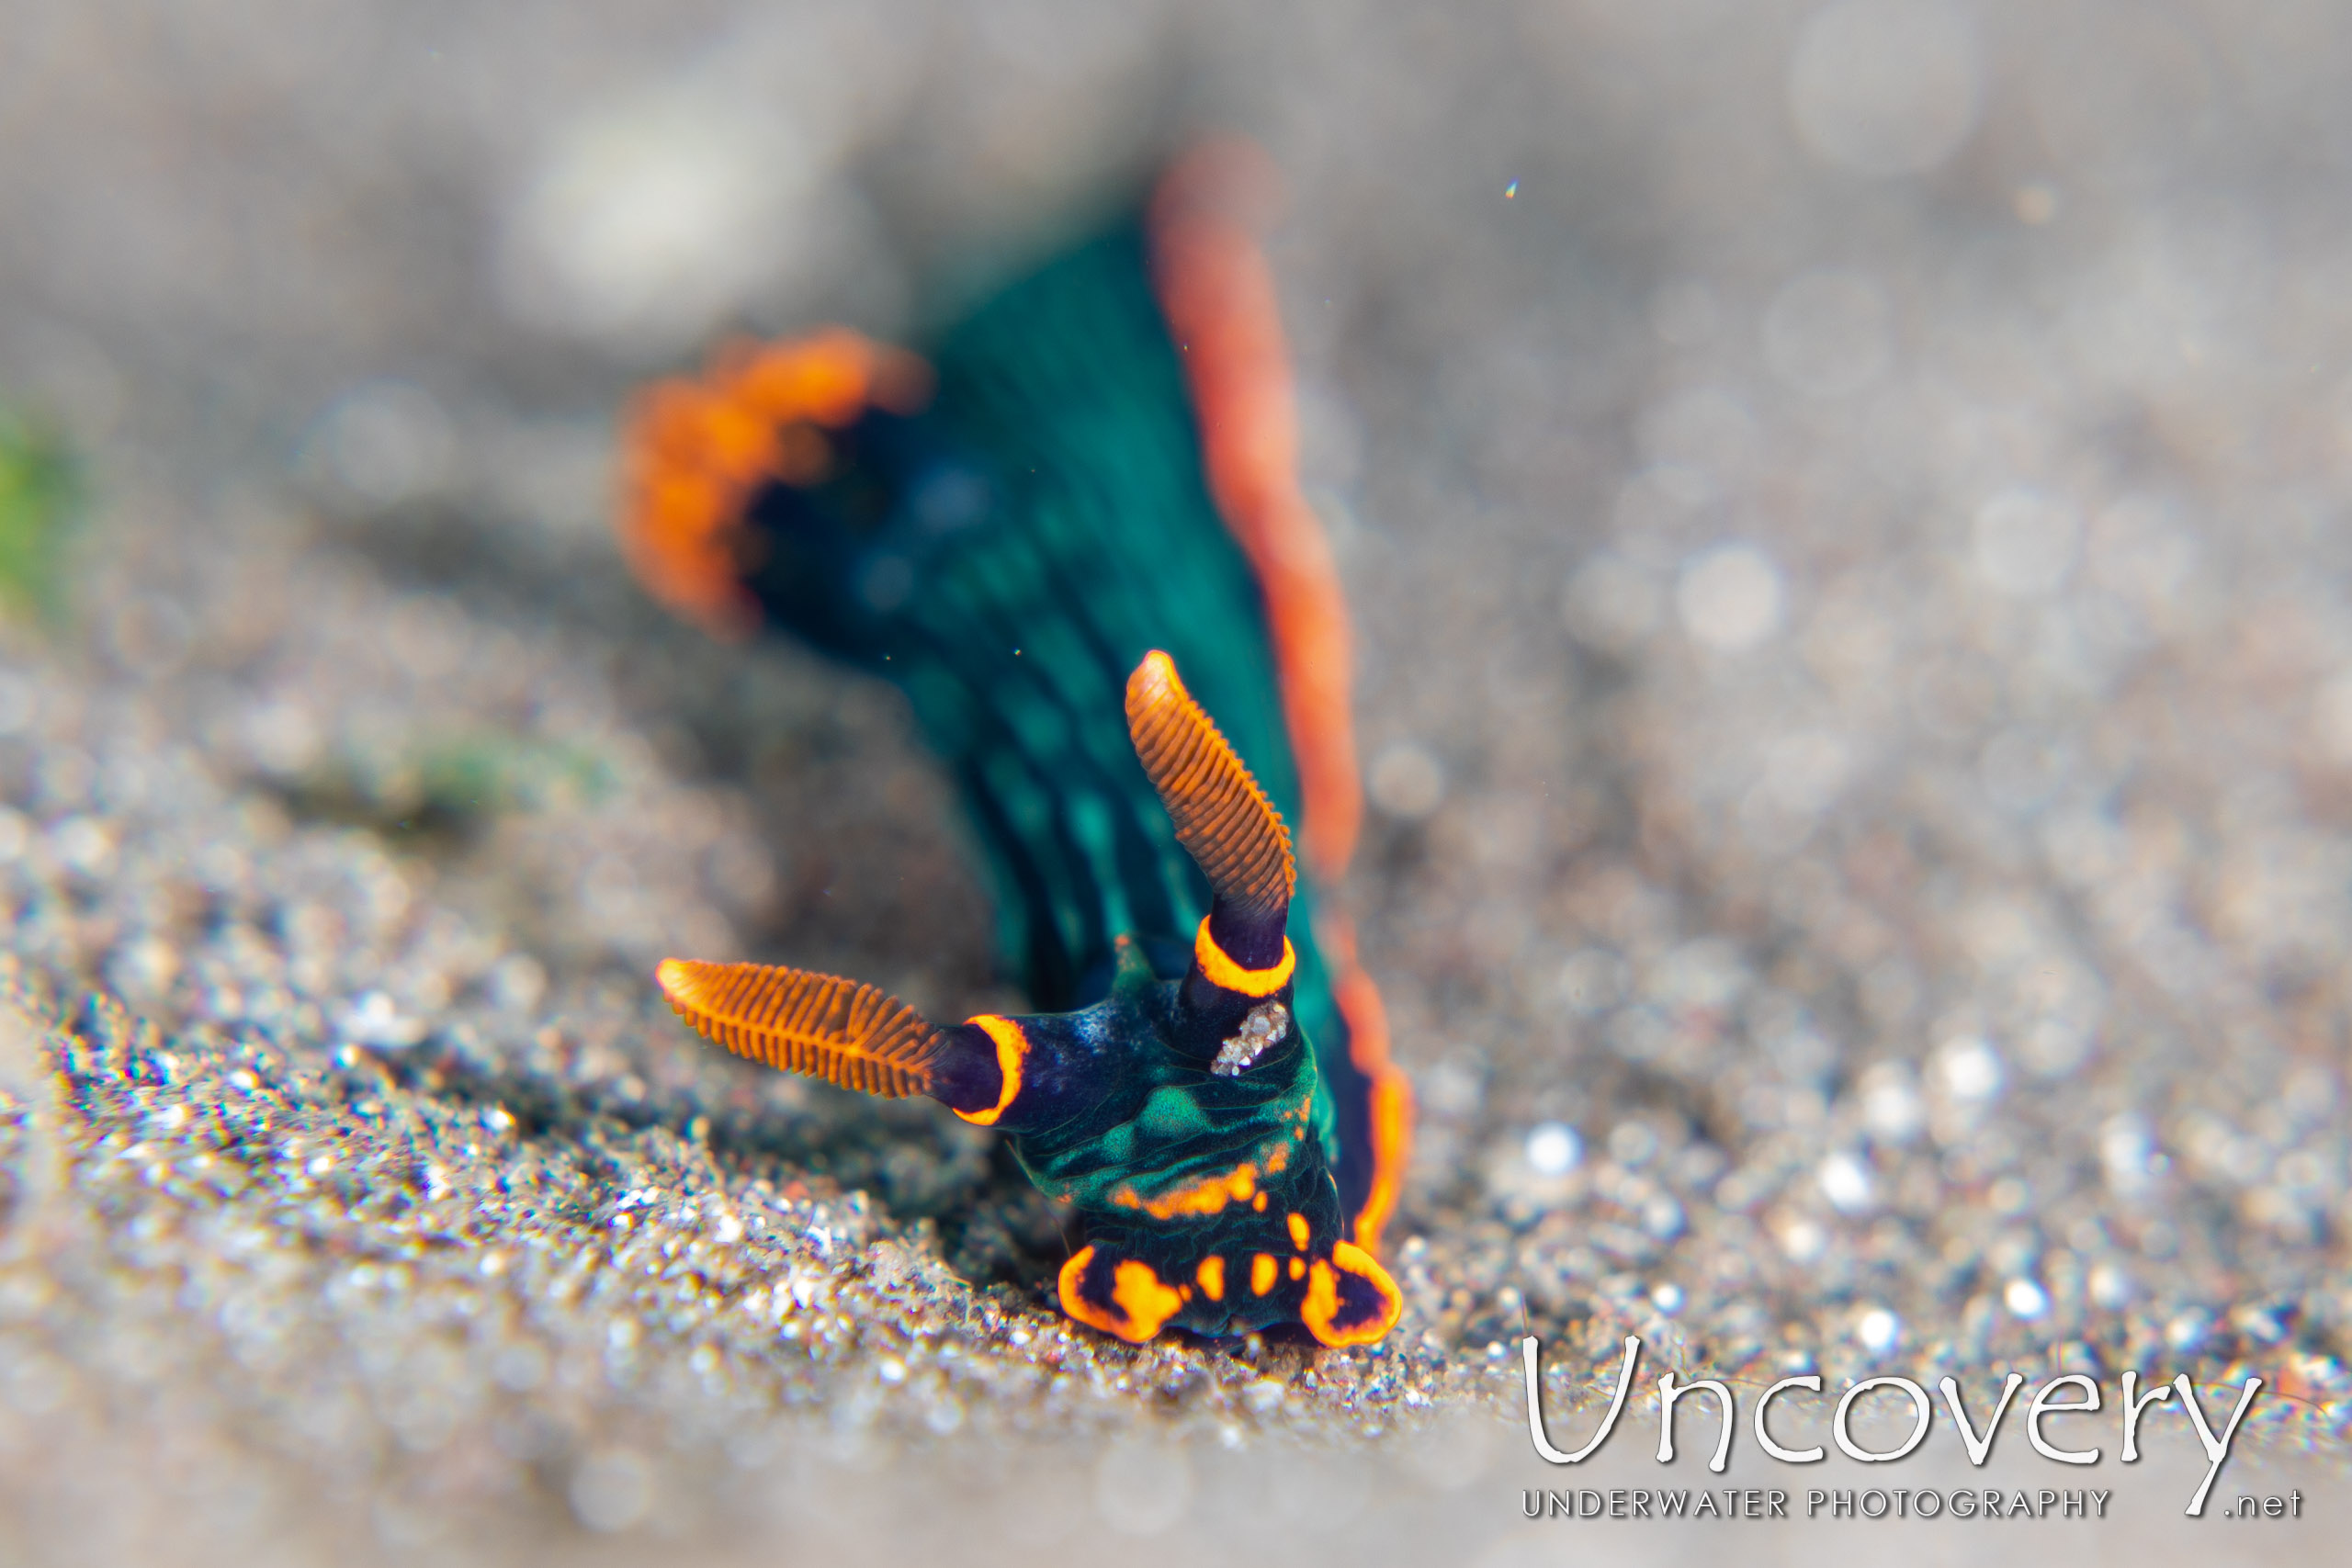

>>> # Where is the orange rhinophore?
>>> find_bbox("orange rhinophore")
[1125,648,1296,921]
[654,958,943,1100]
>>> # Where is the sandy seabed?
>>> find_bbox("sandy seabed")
[1,1,2348,1562]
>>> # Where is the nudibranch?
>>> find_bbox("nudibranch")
[617,141,1411,1345]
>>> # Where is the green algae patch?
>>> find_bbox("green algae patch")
[0,412,80,627]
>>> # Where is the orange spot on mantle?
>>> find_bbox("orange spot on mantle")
[1057,1247,1184,1344]
[1110,1141,1289,1221]
[1301,1240,1404,1348]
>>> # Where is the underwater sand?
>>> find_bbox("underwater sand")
[1,1,2346,1561]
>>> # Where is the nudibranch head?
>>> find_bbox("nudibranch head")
[654,649,1400,1347]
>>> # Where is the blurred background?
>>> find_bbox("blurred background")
[1,0,2349,1562]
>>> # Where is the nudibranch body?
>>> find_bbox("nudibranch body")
[619,143,1410,1347]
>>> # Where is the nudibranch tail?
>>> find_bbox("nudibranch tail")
[1125,649,1295,922]
[654,958,944,1100]
[618,330,933,639]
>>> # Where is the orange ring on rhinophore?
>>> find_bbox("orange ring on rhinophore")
[1057,1247,1185,1344]
[1193,918,1295,998]
[953,1014,1026,1126]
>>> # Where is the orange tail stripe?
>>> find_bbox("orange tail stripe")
[1149,142,1361,885]
[1152,145,1411,1256]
